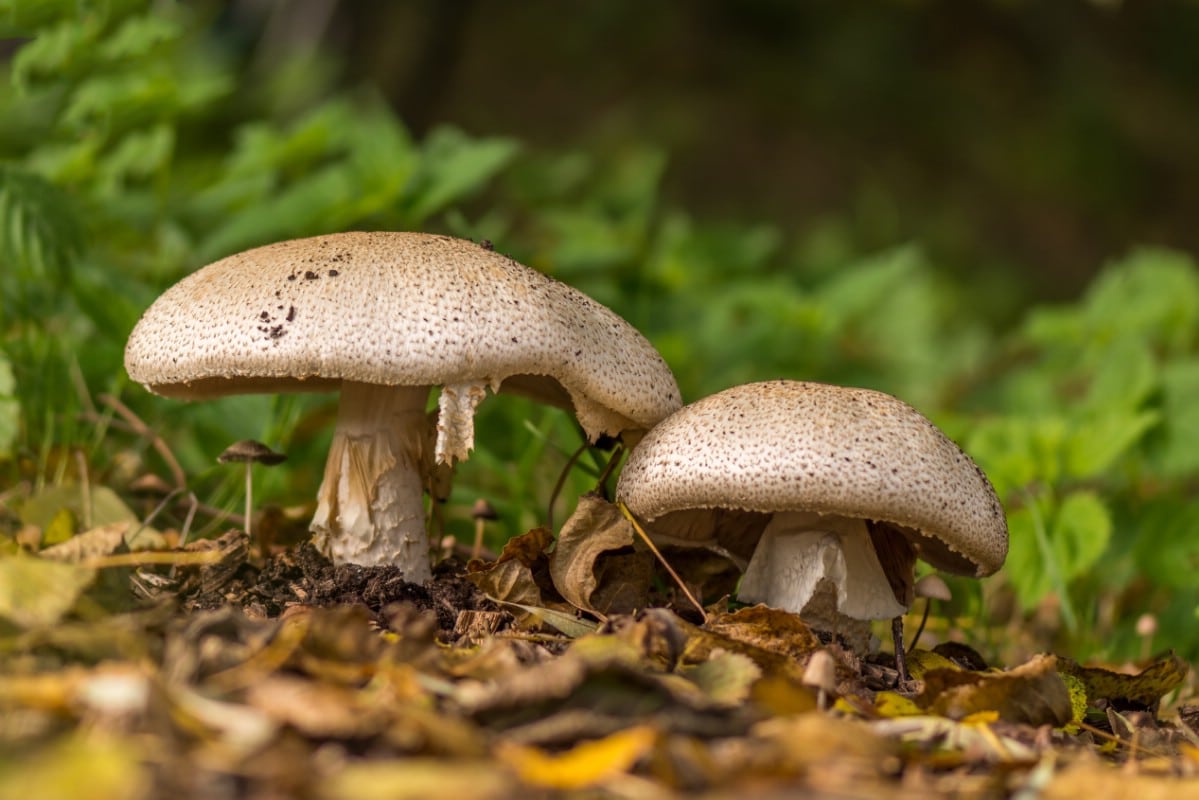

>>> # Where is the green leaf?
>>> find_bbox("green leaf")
[1002,491,1111,621]
[1149,358,1199,477]
[1052,490,1112,584]
[1062,410,1158,480]
[401,126,518,224]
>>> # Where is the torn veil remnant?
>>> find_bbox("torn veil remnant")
[125,232,681,582]
[616,380,1007,650]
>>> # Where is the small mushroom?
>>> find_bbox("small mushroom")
[616,380,1008,652]
[125,232,681,582]
[802,649,838,710]
[217,439,286,544]
[470,498,498,560]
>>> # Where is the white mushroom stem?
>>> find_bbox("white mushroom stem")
[738,511,910,623]
[311,381,433,581]
[436,381,489,465]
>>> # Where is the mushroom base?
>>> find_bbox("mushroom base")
[311,382,434,581]
[737,511,911,647]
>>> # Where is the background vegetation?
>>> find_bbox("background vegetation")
[2,0,1199,664]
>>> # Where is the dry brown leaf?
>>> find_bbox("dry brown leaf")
[466,558,544,629]
[39,521,165,562]
[701,606,822,663]
[550,493,642,616]
[1042,760,1195,800]
[921,653,1073,727]
[244,674,389,738]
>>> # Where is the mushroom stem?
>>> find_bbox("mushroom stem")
[312,381,433,581]
[243,463,253,540]
[738,512,910,628]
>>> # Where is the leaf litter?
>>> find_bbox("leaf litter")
[1,491,1197,799]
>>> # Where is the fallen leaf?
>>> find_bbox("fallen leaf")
[496,724,658,790]
[20,485,140,534]
[921,653,1073,727]
[1042,760,1194,800]
[320,759,514,800]
[906,648,962,680]
[679,649,762,705]
[0,733,148,800]
[39,521,165,563]
[550,494,641,616]
[701,606,821,664]
[467,558,544,629]
[1059,653,1189,711]
[0,552,95,628]
[499,602,596,638]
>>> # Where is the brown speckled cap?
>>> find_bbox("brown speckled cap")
[124,232,681,439]
[616,380,1008,576]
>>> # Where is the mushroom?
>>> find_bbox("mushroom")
[616,380,1007,651]
[217,439,286,544]
[125,232,681,582]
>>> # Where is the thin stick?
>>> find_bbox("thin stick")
[547,440,589,530]
[594,443,624,495]
[75,449,93,530]
[618,500,707,623]
[908,598,933,654]
[99,393,187,490]
[85,549,226,569]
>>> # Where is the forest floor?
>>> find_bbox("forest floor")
[2,512,1197,800]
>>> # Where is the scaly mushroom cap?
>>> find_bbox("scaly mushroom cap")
[616,380,1008,576]
[124,232,681,440]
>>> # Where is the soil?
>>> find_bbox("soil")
[166,530,500,638]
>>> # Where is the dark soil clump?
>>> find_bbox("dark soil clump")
[163,530,497,638]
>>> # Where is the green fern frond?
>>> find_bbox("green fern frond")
[0,164,85,283]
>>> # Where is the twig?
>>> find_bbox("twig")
[593,442,624,496]
[84,549,226,569]
[547,440,589,531]
[99,393,187,491]
[75,449,92,530]
[618,500,707,623]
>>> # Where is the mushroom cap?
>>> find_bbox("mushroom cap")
[616,380,1008,577]
[217,439,287,466]
[124,232,681,440]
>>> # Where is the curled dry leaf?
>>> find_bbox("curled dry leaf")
[920,653,1073,727]
[550,493,651,616]
[467,527,562,630]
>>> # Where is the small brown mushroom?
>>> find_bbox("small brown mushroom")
[471,498,498,560]
[217,439,286,543]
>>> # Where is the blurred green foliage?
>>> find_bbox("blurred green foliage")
[1,1,1197,662]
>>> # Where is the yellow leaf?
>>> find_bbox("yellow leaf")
[960,710,1000,725]
[875,691,922,718]
[41,508,76,547]
[1058,653,1188,710]
[0,552,95,628]
[906,648,961,680]
[497,725,657,790]
[750,673,817,716]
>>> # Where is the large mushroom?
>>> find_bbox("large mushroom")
[125,232,681,582]
[616,380,1007,650]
